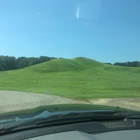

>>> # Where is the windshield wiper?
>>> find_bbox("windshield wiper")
[0,110,126,134]
[0,110,122,124]
[114,111,140,119]
[36,111,127,127]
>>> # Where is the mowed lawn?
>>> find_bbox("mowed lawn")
[0,57,140,98]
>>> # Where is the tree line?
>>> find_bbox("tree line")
[0,55,57,71]
[105,61,140,67]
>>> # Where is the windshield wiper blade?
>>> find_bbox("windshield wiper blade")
[0,109,121,124]
[35,110,126,126]
[114,111,140,119]
[0,110,127,133]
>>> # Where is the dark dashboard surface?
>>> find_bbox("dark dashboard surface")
[0,119,140,140]
[27,130,140,140]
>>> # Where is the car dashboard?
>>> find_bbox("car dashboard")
[0,119,140,140]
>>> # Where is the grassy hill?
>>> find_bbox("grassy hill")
[0,57,140,98]
[18,57,104,73]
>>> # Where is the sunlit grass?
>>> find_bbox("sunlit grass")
[0,57,140,98]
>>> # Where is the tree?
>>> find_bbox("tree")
[17,57,30,68]
[114,61,140,67]
[0,55,17,71]
[0,55,57,71]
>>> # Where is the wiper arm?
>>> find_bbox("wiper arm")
[114,111,140,119]
[36,110,126,126]
[54,110,121,118]
[0,110,129,134]
[0,110,121,124]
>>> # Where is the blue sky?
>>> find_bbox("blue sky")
[0,0,140,63]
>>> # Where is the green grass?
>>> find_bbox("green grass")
[0,57,140,98]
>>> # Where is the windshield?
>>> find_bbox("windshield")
[0,0,140,117]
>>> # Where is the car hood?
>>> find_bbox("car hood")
[0,104,134,118]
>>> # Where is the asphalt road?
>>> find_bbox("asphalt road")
[0,90,140,114]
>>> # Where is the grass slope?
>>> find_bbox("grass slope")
[0,57,140,98]
[19,57,103,73]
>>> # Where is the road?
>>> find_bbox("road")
[0,90,140,114]
[88,98,140,111]
[0,90,87,114]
